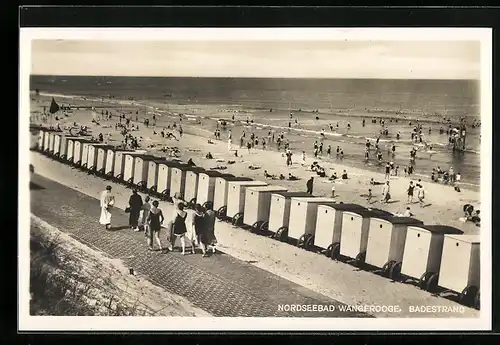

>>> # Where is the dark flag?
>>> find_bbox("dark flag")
[49,97,60,114]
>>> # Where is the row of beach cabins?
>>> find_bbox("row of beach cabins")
[31,125,480,311]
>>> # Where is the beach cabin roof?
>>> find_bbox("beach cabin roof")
[444,234,479,244]
[290,197,337,204]
[413,225,464,235]
[135,154,158,161]
[200,170,224,178]
[229,180,267,186]
[247,185,288,193]
[373,216,423,225]
[328,203,366,211]
[157,159,182,167]
[173,163,194,171]
[272,191,311,198]
[348,208,393,218]
[186,166,206,173]
[95,144,116,150]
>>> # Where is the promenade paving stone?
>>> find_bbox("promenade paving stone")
[30,173,371,318]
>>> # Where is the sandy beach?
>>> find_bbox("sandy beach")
[30,93,480,234]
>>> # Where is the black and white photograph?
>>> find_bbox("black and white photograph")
[19,28,492,331]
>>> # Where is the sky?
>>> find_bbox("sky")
[30,40,481,80]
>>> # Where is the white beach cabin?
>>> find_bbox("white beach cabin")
[340,208,393,266]
[196,170,223,206]
[401,225,464,290]
[226,180,268,225]
[133,154,157,188]
[268,191,311,240]
[438,234,480,307]
[365,216,423,276]
[170,164,192,200]
[243,185,288,232]
[314,203,366,259]
[156,160,181,196]
[184,167,206,205]
[288,197,337,249]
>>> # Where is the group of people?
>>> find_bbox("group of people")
[431,166,460,185]
[98,187,217,256]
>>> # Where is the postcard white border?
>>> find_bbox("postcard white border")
[19,27,492,331]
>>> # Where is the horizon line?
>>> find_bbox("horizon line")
[29,74,479,82]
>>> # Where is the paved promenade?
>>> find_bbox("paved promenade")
[29,173,371,318]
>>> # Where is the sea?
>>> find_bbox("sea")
[29,75,482,187]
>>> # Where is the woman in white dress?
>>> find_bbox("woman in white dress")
[99,185,115,230]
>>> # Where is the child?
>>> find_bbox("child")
[366,189,373,202]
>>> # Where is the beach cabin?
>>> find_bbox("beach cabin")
[226,180,268,226]
[113,150,146,181]
[132,154,157,188]
[243,185,288,232]
[146,159,162,192]
[59,136,78,161]
[66,137,77,163]
[365,216,423,276]
[314,203,366,259]
[96,145,114,175]
[53,133,62,157]
[43,130,51,152]
[184,167,206,206]
[401,225,464,290]
[213,175,253,219]
[37,128,45,151]
[170,164,193,200]
[86,143,108,171]
[288,197,337,249]
[438,234,480,307]
[80,141,97,169]
[48,131,56,154]
[340,208,393,266]
[268,191,311,240]
[72,139,92,166]
[156,160,182,196]
[196,170,223,207]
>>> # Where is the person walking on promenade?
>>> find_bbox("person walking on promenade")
[128,189,143,231]
[141,196,152,236]
[306,177,314,195]
[147,200,164,252]
[192,204,208,256]
[99,185,115,230]
[204,202,218,254]
[172,202,188,255]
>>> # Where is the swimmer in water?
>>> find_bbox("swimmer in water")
[347,122,351,129]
